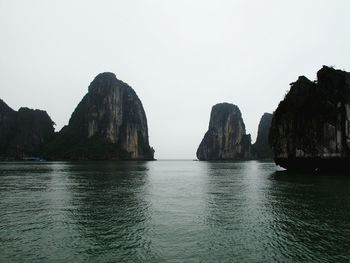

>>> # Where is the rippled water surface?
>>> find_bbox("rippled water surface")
[1,160,350,262]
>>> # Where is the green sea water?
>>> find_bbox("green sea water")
[0,160,349,262]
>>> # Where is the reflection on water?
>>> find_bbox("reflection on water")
[267,170,350,261]
[0,161,350,262]
[64,162,155,261]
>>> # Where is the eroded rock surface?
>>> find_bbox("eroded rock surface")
[252,113,273,159]
[197,103,252,160]
[46,73,154,160]
[269,66,350,171]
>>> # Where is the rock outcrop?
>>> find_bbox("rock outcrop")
[269,66,350,171]
[0,99,55,159]
[196,103,252,160]
[252,113,273,159]
[46,72,154,160]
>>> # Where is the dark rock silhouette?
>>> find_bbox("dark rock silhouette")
[0,99,16,157]
[196,103,252,160]
[46,73,154,160]
[0,99,55,159]
[269,66,350,171]
[252,113,273,159]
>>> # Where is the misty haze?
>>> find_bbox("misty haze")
[1,1,350,262]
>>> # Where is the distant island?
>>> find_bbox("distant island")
[1,65,350,172]
[196,103,272,160]
[196,66,350,172]
[0,73,154,161]
[196,103,252,160]
[0,100,55,159]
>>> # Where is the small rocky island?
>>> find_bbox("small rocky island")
[252,113,273,159]
[269,66,350,171]
[46,73,154,160]
[196,103,252,160]
[0,99,55,160]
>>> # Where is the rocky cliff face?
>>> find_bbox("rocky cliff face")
[252,113,273,159]
[0,99,16,156]
[0,99,55,159]
[269,66,350,171]
[46,72,154,160]
[196,103,252,160]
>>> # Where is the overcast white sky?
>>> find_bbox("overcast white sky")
[1,0,350,159]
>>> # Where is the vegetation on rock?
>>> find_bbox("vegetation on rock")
[45,72,154,160]
[0,99,55,159]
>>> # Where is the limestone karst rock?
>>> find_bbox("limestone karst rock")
[269,66,350,171]
[252,113,273,159]
[0,99,16,157]
[46,72,154,160]
[196,103,252,160]
[0,99,55,159]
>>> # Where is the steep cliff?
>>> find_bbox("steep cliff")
[269,66,350,171]
[0,99,55,159]
[46,72,154,160]
[252,113,273,159]
[197,103,252,160]
[0,99,17,158]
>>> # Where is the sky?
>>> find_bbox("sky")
[1,0,350,159]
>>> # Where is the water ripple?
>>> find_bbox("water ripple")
[0,161,350,262]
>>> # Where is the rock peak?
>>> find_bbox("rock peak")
[88,72,129,93]
[47,74,154,160]
[211,103,240,113]
[93,72,116,81]
[209,103,242,129]
[197,103,251,160]
[319,65,345,74]
[0,98,15,114]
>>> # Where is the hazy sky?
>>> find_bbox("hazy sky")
[1,0,350,159]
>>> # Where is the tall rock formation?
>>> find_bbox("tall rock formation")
[46,72,154,160]
[0,99,16,156]
[0,99,55,159]
[196,103,252,160]
[252,113,273,159]
[269,66,350,171]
